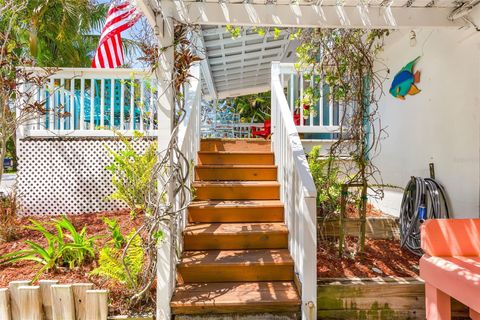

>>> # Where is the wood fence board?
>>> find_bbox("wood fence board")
[18,286,42,320]
[317,277,469,319]
[85,289,109,320]
[0,288,11,320]
[319,217,400,240]
[39,279,59,320]
[72,283,93,320]
[8,280,30,320]
[51,284,75,320]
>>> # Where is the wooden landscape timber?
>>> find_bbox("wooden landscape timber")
[319,216,400,240]
[1,281,108,320]
[317,277,469,320]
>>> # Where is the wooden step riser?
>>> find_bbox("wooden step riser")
[177,265,294,283]
[195,168,277,181]
[201,140,271,152]
[194,186,280,200]
[183,233,288,250]
[198,153,274,165]
[172,305,300,315]
[188,207,284,223]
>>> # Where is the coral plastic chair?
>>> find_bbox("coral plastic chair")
[251,119,271,139]
[420,219,480,320]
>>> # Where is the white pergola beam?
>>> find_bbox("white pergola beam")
[217,84,271,99]
[194,32,218,99]
[166,1,462,28]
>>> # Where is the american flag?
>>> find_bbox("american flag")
[92,1,142,68]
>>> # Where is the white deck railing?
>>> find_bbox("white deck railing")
[271,62,317,320]
[17,68,159,138]
[278,63,341,135]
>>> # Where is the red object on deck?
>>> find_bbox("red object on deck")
[251,119,271,139]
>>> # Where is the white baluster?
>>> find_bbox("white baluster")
[60,78,65,131]
[130,79,135,130]
[70,79,75,130]
[100,79,105,127]
[49,78,55,130]
[110,78,115,129]
[140,80,145,131]
[120,81,125,130]
[80,78,85,130]
[299,73,304,127]
[90,79,95,130]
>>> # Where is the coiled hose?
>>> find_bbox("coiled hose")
[399,177,450,256]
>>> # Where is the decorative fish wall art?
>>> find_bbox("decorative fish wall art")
[389,56,421,100]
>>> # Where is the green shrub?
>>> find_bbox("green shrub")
[0,216,98,280]
[105,131,157,218]
[91,219,144,289]
[307,146,343,215]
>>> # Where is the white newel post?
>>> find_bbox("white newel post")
[153,9,175,320]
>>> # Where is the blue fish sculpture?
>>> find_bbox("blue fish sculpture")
[390,57,421,100]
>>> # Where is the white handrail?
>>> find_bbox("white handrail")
[271,62,317,320]
[16,67,158,138]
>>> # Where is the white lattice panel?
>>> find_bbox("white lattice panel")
[17,137,155,215]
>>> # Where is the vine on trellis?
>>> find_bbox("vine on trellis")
[296,28,390,257]
[113,22,202,307]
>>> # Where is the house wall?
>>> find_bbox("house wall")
[17,137,154,215]
[372,28,480,218]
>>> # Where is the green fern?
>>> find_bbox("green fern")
[91,230,144,289]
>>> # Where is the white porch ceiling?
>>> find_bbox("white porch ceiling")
[198,26,293,99]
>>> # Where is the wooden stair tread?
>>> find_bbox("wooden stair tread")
[189,200,283,209]
[184,223,288,235]
[193,181,280,187]
[171,281,301,311]
[196,164,277,169]
[180,249,293,266]
[198,151,274,155]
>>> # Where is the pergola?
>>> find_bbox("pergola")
[134,0,479,318]
[137,0,478,101]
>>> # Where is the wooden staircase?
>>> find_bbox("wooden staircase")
[170,139,301,318]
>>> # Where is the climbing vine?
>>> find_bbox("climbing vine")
[296,28,390,256]
[115,22,202,307]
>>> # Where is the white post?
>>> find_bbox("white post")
[271,62,280,153]
[153,7,175,320]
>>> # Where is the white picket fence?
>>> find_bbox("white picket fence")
[0,280,107,320]
[271,62,318,320]
[17,68,159,138]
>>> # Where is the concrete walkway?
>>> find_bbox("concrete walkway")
[0,173,16,194]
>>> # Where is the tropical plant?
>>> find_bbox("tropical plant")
[91,219,144,290]
[229,91,271,123]
[0,216,98,280]
[105,131,157,218]
[307,146,343,214]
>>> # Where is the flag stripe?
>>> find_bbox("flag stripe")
[92,1,141,69]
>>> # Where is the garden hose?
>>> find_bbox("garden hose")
[399,176,450,256]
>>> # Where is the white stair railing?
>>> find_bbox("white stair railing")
[271,62,317,320]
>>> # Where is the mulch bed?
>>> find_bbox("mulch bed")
[317,236,420,279]
[0,210,152,315]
